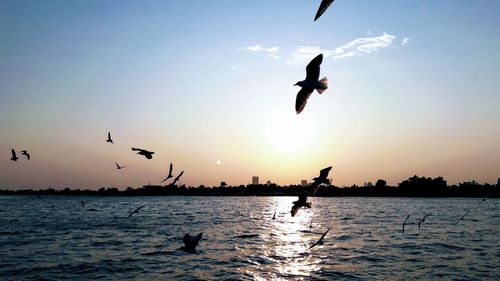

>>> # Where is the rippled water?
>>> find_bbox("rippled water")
[0,196,499,280]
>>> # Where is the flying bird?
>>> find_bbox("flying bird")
[294,54,328,114]
[180,233,203,254]
[161,163,174,182]
[10,149,18,161]
[171,171,184,186]
[115,162,126,169]
[21,150,30,160]
[309,227,331,250]
[454,210,470,225]
[291,166,333,217]
[106,132,114,143]
[314,0,335,21]
[402,215,410,234]
[81,200,85,207]
[131,148,155,159]
[127,205,146,218]
[272,211,276,220]
[418,214,431,229]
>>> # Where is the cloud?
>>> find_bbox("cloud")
[332,32,396,60]
[242,44,280,59]
[401,37,410,45]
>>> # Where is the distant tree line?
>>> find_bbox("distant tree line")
[1,175,499,198]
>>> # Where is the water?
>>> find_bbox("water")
[0,196,499,280]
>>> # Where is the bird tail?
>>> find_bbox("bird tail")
[317,77,328,94]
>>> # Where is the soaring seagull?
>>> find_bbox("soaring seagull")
[291,166,333,217]
[314,0,335,21]
[180,233,203,254]
[106,132,114,144]
[418,214,432,229]
[131,148,155,159]
[161,163,174,182]
[21,150,30,160]
[402,215,410,234]
[309,228,331,250]
[294,54,328,114]
[172,171,184,186]
[10,149,19,161]
[115,162,126,169]
[127,205,146,218]
[454,210,470,225]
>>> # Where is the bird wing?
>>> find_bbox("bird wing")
[291,205,300,217]
[108,132,111,139]
[309,228,331,249]
[295,87,314,114]
[314,0,335,21]
[174,171,184,182]
[131,148,142,152]
[115,162,120,168]
[168,163,173,178]
[305,54,323,81]
[11,149,16,158]
[191,233,202,248]
[319,166,333,179]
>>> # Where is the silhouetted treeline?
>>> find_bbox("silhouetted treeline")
[1,176,499,198]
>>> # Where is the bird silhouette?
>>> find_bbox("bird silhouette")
[291,166,332,217]
[402,215,410,234]
[10,149,18,161]
[418,214,431,229]
[131,148,155,159]
[171,171,184,186]
[272,211,276,220]
[21,150,30,160]
[128,205,146,218]
[309,227,331,250]
[180,233,203,254]
[115,162,126,169]
[106,132,113,143]
[454,210,470,225]
[81,200,85,207]
[294,54,328,114]
[161,163,174,182]
[314,0,335,21]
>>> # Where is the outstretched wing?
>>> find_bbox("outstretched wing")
[115,162,120,169]
[296,87,314,114]
[291,205,300,217]
[11,149,16,158]
[174,171,184,183]
[319,166,332,179]
[305,54,323,81]
[314,0,335,21]
[168,163,173,178]
[309,227,331,249]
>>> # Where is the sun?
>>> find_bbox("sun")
[216,160,221,165]
[266,111,316,153]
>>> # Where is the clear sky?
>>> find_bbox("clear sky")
[1,0,500,189]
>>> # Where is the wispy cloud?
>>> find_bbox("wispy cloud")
[243,33,404,65]
[242,44,280,59]
[332,32,396,60]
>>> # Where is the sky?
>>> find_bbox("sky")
[1,0,500,189]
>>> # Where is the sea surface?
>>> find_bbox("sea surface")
[0,196,499,280]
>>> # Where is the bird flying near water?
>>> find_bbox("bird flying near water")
[314,0,335,21]
[131,148,155,159]
[402,215,410,234]
[161,163,174,182]
[106,132,113,143]
[309,228,331,250]
[127,205,146,218]
[291,166,332,217]
[418,214,431,229]
[180,233,203,254]
[294,54,328,114]
[10,149,18,161]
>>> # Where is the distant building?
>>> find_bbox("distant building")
[220,182,227,187]
[301,180,308,186]
[252,176,259,185]
[266,180,272,186]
